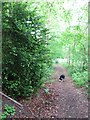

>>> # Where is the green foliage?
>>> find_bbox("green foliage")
[0,104,16,119]
[48,38,65,59]
[72,71,88,87]
[2,2,52,98]
[44,88,49,94]
[65,64,88,88]
[2,1,88,98]
[32,0,88,91]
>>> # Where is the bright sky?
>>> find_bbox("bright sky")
[62,0,88,28]
[48,0,88,32]
[63,0,88,9]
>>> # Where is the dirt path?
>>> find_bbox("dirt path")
[2,64,88,118]
[19,64,88,118]
[47,64,88,118]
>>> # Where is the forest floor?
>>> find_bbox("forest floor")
[2,64,88,119]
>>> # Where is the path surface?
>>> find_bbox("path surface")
[47,64,88,118]
[2,64,88,118]
[20,64,88,118]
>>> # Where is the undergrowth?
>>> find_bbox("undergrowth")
[63,63,88,89]
[0,104,16,120]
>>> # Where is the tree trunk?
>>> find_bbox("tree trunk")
[82,25,87,70]
[68,45,71,65]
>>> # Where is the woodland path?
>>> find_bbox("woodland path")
[19,64,88,118]
[2,64,88,118]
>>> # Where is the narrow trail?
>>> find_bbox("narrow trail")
[48,64,88,118]
[9,64,88,118]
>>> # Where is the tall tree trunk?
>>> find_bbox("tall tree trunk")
[82,43,86,70]
[82,25,87,70]
[72,41,76,66]
[68,45,71,65]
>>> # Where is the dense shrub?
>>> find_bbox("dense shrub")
[2,2,52,98]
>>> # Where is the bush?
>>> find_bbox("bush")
[2,2,52,98]
[0,104,16,119]
[65,64,88,87]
